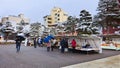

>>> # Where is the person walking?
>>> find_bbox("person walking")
[51,38,57,51]
[15,36,22,53]
[71,39,76,53]
[64,38,68,52]
[43,36,51,52]
[33,38,37,48]
[46,40,51,52]
[60,38,66,53]
[37,37,42,47]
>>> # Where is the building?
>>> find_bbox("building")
[1,14,30,24]
[44,7,68,27]
[103,26,120,35]
[1,14,30,32]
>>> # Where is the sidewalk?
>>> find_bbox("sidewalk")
[62,55,120,68]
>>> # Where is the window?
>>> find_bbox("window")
[55,17,57,19]
[58,14,60,17]
[55,13,57,16]
[48,21,52,23]
[48,18,51,20]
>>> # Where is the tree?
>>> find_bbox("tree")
[64,16,79,35]
[55,22,66,35]
[30,22,42,38]
[1,22,14,42]
[49,27,57,35]
[17,19,29,33]
[95,0,120,34]
[76,10,99,35]
[0,23,3,36]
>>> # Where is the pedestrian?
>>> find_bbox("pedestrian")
[64,38,68,52]
[40,38,44,47]
[24,37,29,46]
[60,38,66,53]
[43,36,51,52]
[51,38,57,51]
[15,36,22,53]
[33,37,37,48]
[46,40,51,52]
[37,37,42,47]
[71,39,76,53]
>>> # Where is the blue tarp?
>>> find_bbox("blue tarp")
[47,35,54,40]
[43,35,54,43]
[43,37,49,43]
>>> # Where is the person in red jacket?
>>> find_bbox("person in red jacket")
[71,39,76,53]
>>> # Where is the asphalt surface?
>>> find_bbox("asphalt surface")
[0,44,119,68]
[62,55,120,68]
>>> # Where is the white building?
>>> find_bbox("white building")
[1,14,30,33]
[1,14,30,23]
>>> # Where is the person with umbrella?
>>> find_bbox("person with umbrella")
[15,33,25,53]
[15,36,22,53]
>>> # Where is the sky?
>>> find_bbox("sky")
[0,0,99,24]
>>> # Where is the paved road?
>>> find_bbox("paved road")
[0,44,119,68]
[62,55,120,68]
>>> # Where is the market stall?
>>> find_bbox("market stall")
[66,36,102,53]
[101,35,120,50]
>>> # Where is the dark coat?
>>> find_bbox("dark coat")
[64,40,68,48]
[60,39,67,48]
[15,37,22,45]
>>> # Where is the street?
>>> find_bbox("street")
[0,44,119,68]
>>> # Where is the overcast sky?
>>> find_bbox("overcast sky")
[0,0,99,23]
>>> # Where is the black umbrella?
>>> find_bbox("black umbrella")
[16,35,25,41]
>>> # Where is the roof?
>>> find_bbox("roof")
[101,34,120,38]
[55,35,101,39]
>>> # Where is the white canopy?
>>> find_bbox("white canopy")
[67,36,102,53]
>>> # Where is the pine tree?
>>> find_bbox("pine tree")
[95,0,120,34]
[64,16,79,35]
[76,10,99,35]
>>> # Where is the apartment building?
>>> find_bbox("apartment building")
[44,7,68,27]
